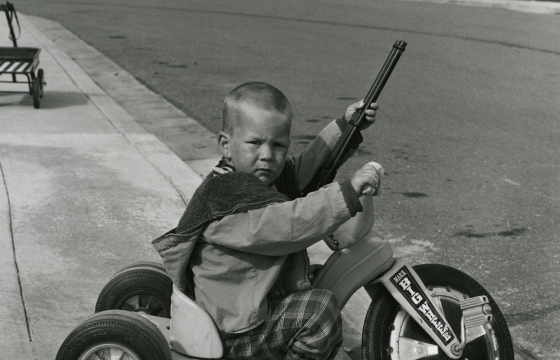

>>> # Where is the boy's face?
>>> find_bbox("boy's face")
[220,103,291,186]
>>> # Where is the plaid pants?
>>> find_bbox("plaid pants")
[221,289,342,360]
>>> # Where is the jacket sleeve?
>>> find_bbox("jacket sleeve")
[291,118,362,192]
[202,180,362,256]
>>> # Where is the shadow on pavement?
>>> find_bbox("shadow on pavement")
[0,91,89,109]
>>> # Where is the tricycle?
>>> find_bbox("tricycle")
[56,41,513,360]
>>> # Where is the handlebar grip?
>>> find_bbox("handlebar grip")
[361,162,384,196]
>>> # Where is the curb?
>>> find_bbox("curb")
[398,0,560,14]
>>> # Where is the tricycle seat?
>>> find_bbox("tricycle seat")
[141,285,224,359]
[169,284,224,358]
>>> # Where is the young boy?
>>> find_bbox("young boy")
[153,82,380,360]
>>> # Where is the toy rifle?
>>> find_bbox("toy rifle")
[300,40,407,197]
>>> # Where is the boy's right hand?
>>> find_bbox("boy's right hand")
[350,162,383,196]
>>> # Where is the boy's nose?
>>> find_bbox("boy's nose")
[259,145,273,160]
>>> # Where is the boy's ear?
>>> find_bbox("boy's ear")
[217,131,231,160]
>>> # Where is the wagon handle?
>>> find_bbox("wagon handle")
[1,1,20,47]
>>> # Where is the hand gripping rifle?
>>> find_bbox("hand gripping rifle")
[300,40,407,197]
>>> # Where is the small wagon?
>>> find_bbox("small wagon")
[0,1,45,108]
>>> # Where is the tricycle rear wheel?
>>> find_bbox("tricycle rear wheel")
[56,310,172,360]
[95,265,173,318]
[362,264,514,360]
[109,261,169,279]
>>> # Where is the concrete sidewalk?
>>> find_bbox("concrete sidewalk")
[0,13,532,360]
[398,0,560,14]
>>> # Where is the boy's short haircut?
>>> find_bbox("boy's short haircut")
[223,82,292,133]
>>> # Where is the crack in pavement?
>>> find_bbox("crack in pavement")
[0,159,33,342]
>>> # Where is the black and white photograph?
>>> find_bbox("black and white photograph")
[1,1,558,359]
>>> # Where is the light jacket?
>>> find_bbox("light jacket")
[153,119,363,333]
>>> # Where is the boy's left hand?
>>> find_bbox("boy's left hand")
[345,100,379,130]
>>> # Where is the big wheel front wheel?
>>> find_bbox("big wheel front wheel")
[362,264,514,360]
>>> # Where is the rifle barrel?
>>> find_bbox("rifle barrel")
[301,40,407,196]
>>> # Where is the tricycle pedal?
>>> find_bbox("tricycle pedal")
[451,295,493,355]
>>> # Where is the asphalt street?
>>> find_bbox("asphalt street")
[8,0,560,358]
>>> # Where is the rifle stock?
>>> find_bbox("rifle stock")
[301,40,407,197]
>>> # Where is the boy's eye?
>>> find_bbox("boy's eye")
[248,141,261,145]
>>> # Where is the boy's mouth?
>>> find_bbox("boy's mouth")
[256,168,277,179]
[255,169,276,185]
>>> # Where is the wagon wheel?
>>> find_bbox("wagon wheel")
[28,73,34,95]
[33,69,44,109]
[38,69,44,99]
[32,76,40,108]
